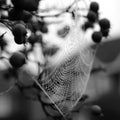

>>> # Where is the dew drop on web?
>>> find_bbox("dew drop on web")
[35,0,98,117]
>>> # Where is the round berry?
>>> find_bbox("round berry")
[82,21,93,30]
[8,8,21,21]
[28,33,38,45]
[91,105,102,116]
[9,8,32,22]
[28,33,43,45]
[40,25,48,33]
[38,21,48,33]
[9,52,26,68]
[92,31,103,43]
[87,11,97,23]
[99,18,110,30]
[12,23,27,36]
[12,23,27,44]
[14,36,26,44]
[101,29,109,37]
[90,2,99,13]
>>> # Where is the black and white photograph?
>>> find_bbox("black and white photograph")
[0,0,120,120]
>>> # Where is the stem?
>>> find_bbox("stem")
[34,0,81,18]
[0,81,16,96]
[0,20,12,31]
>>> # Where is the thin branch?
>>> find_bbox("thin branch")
[0,82,16,96]
[33,0,81,18]
[0,19,13,31]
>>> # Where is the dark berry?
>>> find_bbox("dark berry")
[28,33,43,45]
[38,21,48,33]
[14,36,26,44]
[28,33,38,45]
[11,0,40,11]
[40,25,48,33]
[92,31,103,43]
[12,23,27,36]
[9,52,26,68]
[82,21,93,30]
[90,2,99,13]
[101,29,109,37]
[12,23,27,44]
[87,11,97,23]
[9,8,32,22]
[99,18,110,30]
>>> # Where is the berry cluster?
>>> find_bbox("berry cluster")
[0,0,111,90]
[0,0,49,70]
[82,2,99,31]
[82,2,110,43]
[0,0,111,119]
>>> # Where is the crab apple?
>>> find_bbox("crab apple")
[12,23,27,44]
[89,1,99,13]
[99,18,110,30]
[8,8,32,22]
[9,52,26,68]
[11,0,40,11]
[87,11,97,23]
[92,31,103,43]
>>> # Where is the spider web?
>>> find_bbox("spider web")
[35,0,97,117]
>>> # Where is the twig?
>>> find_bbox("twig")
[33,0,81,18]
[0,82,16,96]
[0,19,12,31]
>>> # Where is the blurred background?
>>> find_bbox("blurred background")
[0,0,120,120]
